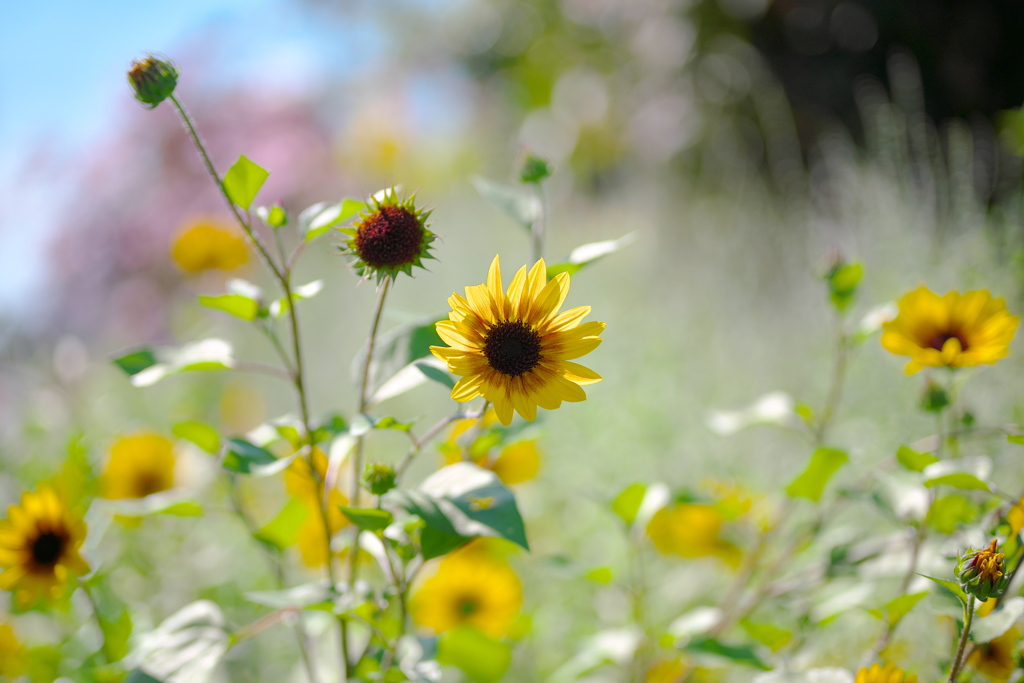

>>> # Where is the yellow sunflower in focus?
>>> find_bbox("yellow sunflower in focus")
[284,448,350,568]
[647,503,741,567]
[880,287,1019,375]
[969,627,1022,681]
[855,663,917,683]
[0,622,26,678]
[410,544,522,638]
[171,219,249,273]
[431,256,604,426]
[102,433,176,500]
[0,487,89,607]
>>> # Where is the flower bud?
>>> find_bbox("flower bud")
[339,188,435,283]
[127,55,178,109]
[363,463,397,496]
[957,540,1011,601]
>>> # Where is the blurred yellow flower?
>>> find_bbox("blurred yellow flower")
[880,287,1018,375]
[646,658,687,683]
[855,663,917,683]
[171,219,249,273]
[431,256,604,426]
[102,433,176,500]
[969,627,1022,681]
[0,487,89,607]
[284,448,350,568]
[646,503,740,566]
[441,412,542,486]
[410,544,522,638]
[0,622,26,677]
[1007,496,1024,537]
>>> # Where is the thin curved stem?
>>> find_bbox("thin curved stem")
[948,595,976,683]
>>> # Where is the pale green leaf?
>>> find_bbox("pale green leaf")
[223,155,269,210]
[786,448,849,502]
[197,294,259,321]
[896,445,938,473]
[438,626,511,683]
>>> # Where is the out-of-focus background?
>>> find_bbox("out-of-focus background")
[5,0,1024,680]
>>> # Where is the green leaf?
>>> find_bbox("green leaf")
[341,506,394,532]
[171,421,220,454]
[125,670,163,683]
[245,582,333,610]
[438,626,512,683]
[414,360,456,389]
[612,483,646,526]
[350,414,414,436]
[826,262,863,311]
[924,473,989,491]
[584,567,615,584]
[270,280,324,317]
[390,463,529,554]
[299,198,366,242]
[131,601,227,682]
[105,491,203,518]
[222,438,278,474]
[876,592,928,627]
[682,636,770,670]
[785,447,849,502]
[927,494,979,535]
[739,620,792,652]
[920,574,968,606]
[223,155,269,210]
[198,294,259,321]
[1008,435,1024,446]
[470,176,541,229]
[113,349,158,376]
[896,445,938,472]
[255,498,309,550]
[421,526,473,560]
[120,339,235,387]
[546,234,637,279]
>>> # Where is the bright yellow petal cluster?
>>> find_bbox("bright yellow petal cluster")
[880,287,1019,375]
[440,410,542,486]
[410,544,522,638]
[431,256,604,426]
[284,448,350,568]
[0,621,26,677]
[102,433,176,500]
[646,503,740,567]
[646,658,688,683]
[969,626,1021,681]
[855,663,917,683]
[0,487,89,607]
[171,219,249,273]
[1008,496,1024,538]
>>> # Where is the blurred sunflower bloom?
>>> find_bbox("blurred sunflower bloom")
[0,487,89,607]
[968,627,1021,681]
[410,544,522,638]
[284,448,350,568]
[1007,496,1024,537]
[646,658,687,683]
[171,219,249,273]
[0,622,26,677]
[647,503,741,567]
[102,433,176,500]
[855,663,917,683]
[441,411,542,486]
[431,255,604,426]
[880,287,1018,375]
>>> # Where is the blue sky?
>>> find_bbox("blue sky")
[0,0,388,314]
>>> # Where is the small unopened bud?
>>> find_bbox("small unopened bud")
[920,380,950,413]
[363,463,397,496]
[128,55,178,109]
[957,540,1011,601]
[519,153,553,184]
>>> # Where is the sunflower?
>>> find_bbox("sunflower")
[0,621,26,678]
[854,663,917,683]
[646,503,741,567]
[410,544,522,638]
[430,255,604,426]
[283,448,350,568]
[0,487,89,607]
[101,433,176,500]
[969,627,1022,681]
[880,287,1019,375]
[171,218,249,273]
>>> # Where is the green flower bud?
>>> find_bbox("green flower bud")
[957,540,1011,601]
[920,380,950,413]
[127,55,178,109]
[363,463,397,496]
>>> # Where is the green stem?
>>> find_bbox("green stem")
[948,595,976,683]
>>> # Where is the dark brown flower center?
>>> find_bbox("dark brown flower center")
[354,205,424,268]
[31,532,64,567]
[927,331,969,352]
[456,595,479,617]
[483,321,542,377]
[135,472,167,497]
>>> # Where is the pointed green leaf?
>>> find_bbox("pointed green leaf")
[920,574,967,605]
[470,176,540,229]
[924,473,989,491]
[438,626,512,683]
[255,498,309,550]
[739,620,792,652]
[341,506,394,532]
[547,234,637,279]
[414,360,456,389]
[198,294,259,321]
[682,636,770,670]
[786,448,849,502]
[223,438,278,474]
[223,155,269,210]
[896,445,938,473]
[172,421,220,454]
[113,348,158,377]
[612,483,646,526]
